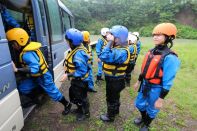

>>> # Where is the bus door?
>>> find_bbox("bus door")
[31,0,52,69]
[38,0,72,85]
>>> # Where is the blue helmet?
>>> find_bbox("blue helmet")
[65,28,83,46]
[110,25,128,44]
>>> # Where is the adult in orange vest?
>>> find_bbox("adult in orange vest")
[133,23,180,131]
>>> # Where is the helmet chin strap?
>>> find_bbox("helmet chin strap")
[102,35,107,39]
[24,38,30,46]
[164,35,174,49]
[69,42,76,50]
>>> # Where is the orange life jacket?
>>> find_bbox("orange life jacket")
[140,47,177,84]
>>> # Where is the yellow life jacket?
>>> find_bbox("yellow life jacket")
[19,42,48,77]
[87,45,93,61]
[103,46,130,76]
[101,37,108,48]
[63,46,90,79]
[82,43,93,61]
[130,44,137,62]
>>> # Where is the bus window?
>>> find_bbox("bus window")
[62,11,71,31]
[7,10,23,25]
[0,16,6,39]
[37,0,47,37]
[45,0,63,44]
[70,16,74,28]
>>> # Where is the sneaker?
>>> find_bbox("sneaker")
[88,88,97,93]
[140,125,149,131]
[96,75,104,81]
[76,113,90,121]
[100,114,114,122]
[134,117,144,126]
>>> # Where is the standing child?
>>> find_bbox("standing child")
[95,27,110,83]
[133,23,180,131]
[132,32,141,56]
[125,33,138,87]
[82,31,97,93]
[61,28,91,121]
[99,25,130,122]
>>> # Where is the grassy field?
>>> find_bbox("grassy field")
[23,37,197,131]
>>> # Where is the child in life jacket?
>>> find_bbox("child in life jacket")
[133,23,180,131]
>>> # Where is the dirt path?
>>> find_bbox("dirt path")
[23,75,138,131]
[22,50,197,131]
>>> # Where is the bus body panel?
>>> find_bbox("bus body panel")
[0,89,23,131]
[53,48,70,87]
[0,0,74,129]
[0,13,23,131]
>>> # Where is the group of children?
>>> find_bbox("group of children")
[7,22,180,131]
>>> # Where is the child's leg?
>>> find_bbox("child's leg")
[139,87,161,130]
[37,71,71,115]
[134,87,148,126]
[69,79,89,121]
[88,67,96,92]
[100,77,125,122]
[125,63,135,85]
[37,72,64,101]
[146,87,161,119]
[97,61,103,79]
[18,78,36,95]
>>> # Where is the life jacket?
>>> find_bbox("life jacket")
[100,37,108,48]
[63,46,90,79]
[140,47,177,84]
[19,42,48,77]
[129,44,137,62]
[103,46,130,76]
[83,42,93,61]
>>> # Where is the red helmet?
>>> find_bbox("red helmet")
[152,23,177,37]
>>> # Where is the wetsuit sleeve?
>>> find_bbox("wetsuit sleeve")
[22,52,40,74]
[160,54,180,98]
[73,51,89,78]
[100,41,128,64]
[96,39,104,58]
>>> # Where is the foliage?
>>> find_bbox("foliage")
[138,23,197,39]
[62,0,197,39]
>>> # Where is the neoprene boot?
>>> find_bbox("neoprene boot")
[134,111,147,126]
[59,97,72,115]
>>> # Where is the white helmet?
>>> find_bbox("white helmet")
[101,28,110,36]
[132,32,139,37]
[128,34,137,44]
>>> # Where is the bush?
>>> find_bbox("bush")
[138,23,197,39]
[85,20,108,35]
[176,23,197,39]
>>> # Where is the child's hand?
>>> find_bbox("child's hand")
[133,80,140,91]
[97,58,101,62]
[60,74,68,82]
[106,33,114,41]
[154,98,164,109]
